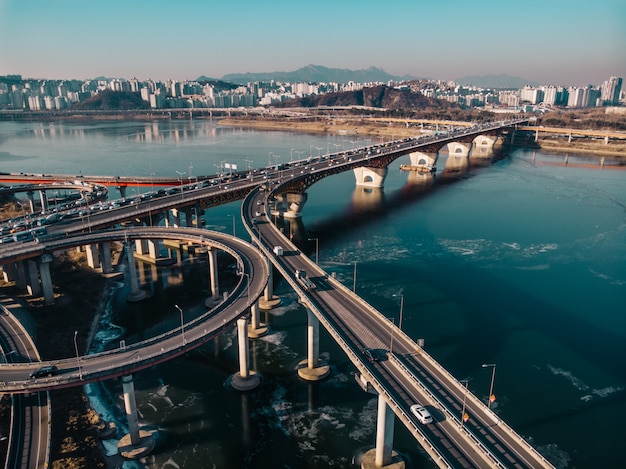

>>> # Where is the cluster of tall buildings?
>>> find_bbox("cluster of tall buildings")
[0,74,622,113]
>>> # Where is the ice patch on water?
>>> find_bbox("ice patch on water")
[547,365,590,391]
[546,365,624,403]
[534,442,571,469]
[260,330,287,347]
[516,264,550,271]
[589,269,626,286]
[591,385,624,398]
[268,300,300,317]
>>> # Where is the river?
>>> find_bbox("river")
[1,119,624,468]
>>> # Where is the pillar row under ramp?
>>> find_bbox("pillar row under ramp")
[297,308,330,381]
[117,374,154,459]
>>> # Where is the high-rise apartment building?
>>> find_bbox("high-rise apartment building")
[601,76,622,105]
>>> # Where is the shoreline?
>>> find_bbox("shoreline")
[217,117,626,158]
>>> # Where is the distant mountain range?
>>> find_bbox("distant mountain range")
[196,66,538,89]
[210,64,419,85]
[453,74,540,89]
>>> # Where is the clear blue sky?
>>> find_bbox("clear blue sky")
[1,0,624,87]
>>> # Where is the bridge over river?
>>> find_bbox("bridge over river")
[1,118,556,468]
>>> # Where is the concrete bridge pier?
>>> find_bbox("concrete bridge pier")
[116,186,127,199]
[99,242,113,273]
[38,254,54,304]
[297,309,330,381]
[38,190,49,213]
[26,259,42,297]
[276,192,308,219]
[444,142,470,173]
[472,134,498,150]
[248,300,269,338]
[407,151,437,171]
[26,191,36,213]
[85,244,100,269]
[230,317,261,391]
[259,258,281,309]
[124,242,146,302]
[361,396,405,469]
[207,247,219,301]
[353,167,388,188]
[15,260,27,289]
[1,262,17,283]
[117,374,154,459]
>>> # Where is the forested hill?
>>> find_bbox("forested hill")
[277,85,453,111]
[70,91,149,110]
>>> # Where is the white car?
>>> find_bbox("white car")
[410,404,433,424]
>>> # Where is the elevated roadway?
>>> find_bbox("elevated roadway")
[0,226,268,393]
[0,297,51,469]
[241,180,553,466]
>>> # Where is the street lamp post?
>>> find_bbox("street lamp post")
[175,304,185,345]
[353,261,357,293]
[74,330,82,380]
[308,237,319,264]
[482,363,497,408]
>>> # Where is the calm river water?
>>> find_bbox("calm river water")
[1,120,625,468]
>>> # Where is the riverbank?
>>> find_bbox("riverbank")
[218,116,626,157]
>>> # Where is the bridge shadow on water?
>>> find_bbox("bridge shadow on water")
[272,152,626,432]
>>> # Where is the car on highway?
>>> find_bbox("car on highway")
[410,404,433,424]
[30,365,59,379]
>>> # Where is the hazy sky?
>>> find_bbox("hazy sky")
[1,0,624,87]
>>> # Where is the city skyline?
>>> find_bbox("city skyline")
[1,0,625,87]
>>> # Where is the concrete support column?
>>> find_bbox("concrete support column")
[307,309,319,367]
[230,317,261,391]
[99,242,113,273]
[125,242,146,302]
[375,396,396,466]
[38,190,48,212]
[248,300,268,338]
[1,263,17,282]
[170,209,181,228]
[207,247,219,299]
[15,260,27,289]
[259,257,281,309]
[147,239,160,260]
[183,208,193,227]
[118,374,154,459]
[27,191,36,213]
[26,259,41,297]
[85,244,100,269]
[39,254,54,304]
[297,309,330,381]
[135,239,147,256]
[237,317,250,379]
[121,374,140,445]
